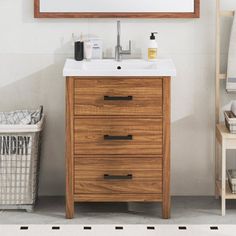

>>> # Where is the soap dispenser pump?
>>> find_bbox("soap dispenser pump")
[148,32,158,61]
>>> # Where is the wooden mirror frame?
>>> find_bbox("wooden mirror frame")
[34,0,200,18]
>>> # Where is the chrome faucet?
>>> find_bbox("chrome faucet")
[115,21,131,61]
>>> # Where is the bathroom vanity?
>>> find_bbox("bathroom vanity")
[63,59,176,219]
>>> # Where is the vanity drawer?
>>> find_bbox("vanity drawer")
[74,157,163,181]
[74,118,163,155]
[74,78,163,116]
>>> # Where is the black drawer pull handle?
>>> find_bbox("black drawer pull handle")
[104,96,133,101]
[104,135,133,141]
[104,174,133,180]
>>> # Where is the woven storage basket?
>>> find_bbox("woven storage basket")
[224,111,236,133]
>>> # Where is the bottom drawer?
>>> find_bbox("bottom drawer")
[74,157,162,194]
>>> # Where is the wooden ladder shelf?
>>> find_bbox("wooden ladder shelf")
[215,0,235,216]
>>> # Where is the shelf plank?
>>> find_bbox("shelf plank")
[216,123,236,139]
[220,10,234,17]
[216,180,236,199]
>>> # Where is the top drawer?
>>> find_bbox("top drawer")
[74,78,163,116]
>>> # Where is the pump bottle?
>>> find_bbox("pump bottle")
[148,32,158,61]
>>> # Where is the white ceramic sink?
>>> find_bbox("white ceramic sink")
[63,59,176,77]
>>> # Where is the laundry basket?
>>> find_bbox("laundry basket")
[0,114,44,212]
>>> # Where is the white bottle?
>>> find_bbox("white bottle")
[148,32,158,61]
[90,38,103,59]
[84,40,93,61]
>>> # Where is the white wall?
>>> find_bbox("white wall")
[0,0,235,196]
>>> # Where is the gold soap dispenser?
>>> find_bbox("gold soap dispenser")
[148,32,158,61]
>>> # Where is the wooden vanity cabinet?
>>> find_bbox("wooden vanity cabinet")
[66,76,171,219]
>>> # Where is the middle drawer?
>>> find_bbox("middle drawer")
[74,118,163,155]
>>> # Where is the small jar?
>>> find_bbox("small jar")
[74,41,84,61]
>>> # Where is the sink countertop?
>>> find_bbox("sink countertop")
[63,58,176,77]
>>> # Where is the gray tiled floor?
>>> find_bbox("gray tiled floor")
[1,196,236,224]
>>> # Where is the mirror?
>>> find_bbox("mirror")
[34,0,200,18]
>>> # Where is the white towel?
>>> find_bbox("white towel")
[0,106,43,125]
[227,13,236,92]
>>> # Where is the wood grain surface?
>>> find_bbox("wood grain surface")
[65,76,171,219]
[74,78,163,116]
[66,78,75,219]
[74,117,163,155]
[74,180,162,194]
[74,193,162,202]
[74,157,163,180]
[162,77,171,219]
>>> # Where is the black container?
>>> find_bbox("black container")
[74,41,84,61]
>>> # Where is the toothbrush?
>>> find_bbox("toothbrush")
[72,33,76,43]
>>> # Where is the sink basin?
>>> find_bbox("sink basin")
[63,59,176,77]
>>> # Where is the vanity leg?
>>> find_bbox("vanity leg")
[66,154,74,220]
[162,198,171,219]
[66,199,74,219]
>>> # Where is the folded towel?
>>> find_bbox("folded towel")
[0,106,43,125]
[227,13,236,92]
